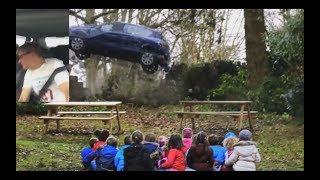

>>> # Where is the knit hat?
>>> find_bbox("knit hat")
[239,129,252,141]
[224,131,237,140]
[182,128,193,138]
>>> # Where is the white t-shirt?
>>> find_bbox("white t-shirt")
[23,58,69,102]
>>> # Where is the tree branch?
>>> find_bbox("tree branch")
[92,9,118,21]
[68,9,89,24]
[75,9,84,14]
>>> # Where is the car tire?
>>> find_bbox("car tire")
[140,52,155,66]
[70,37,85,51]
[142,64,158,74]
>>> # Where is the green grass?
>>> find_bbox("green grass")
[255,123,304,170]
[16,106,304,171]
[16,139,84,171]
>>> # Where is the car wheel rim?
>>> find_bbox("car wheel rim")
[141,53,154,66]
[71,38,84,50]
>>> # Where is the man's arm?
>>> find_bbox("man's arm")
[18,87,32,102]
[58,81,69,102]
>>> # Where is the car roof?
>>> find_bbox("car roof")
[122,22,158,32]
[16,9,69,38]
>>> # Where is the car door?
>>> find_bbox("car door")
[89,23,121,57]
[103,22,127,58]
[121,24,148,60]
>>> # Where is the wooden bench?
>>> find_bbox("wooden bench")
[175,101,257,132]
[38,101,125,134]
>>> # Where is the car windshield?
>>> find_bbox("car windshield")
[124,24,154,38]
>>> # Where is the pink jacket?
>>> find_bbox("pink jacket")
[182,138,192,150]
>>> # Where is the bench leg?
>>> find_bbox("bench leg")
[56,120,60,131]
[109,119,113,133]
[238,104,245,130]
[247,105,254,133]
[44,120,49,134]
[115,105,121,134]
[191,117,195,131]
[179,115,184,130]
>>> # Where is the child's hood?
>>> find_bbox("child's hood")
[183,128,193,138]
[100,145,118,157]
[234,141,258,157]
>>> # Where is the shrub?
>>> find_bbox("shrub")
[207,69,248,101]
[16,102,47,115]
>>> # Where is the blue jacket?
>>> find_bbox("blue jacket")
[81,147,94,168]
[87,145,118,171]
[210,145,226,165]
[114,145,130,171]
[143,142,159,153]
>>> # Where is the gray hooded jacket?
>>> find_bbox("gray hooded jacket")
[225,141,261,171]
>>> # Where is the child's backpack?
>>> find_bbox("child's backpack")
[124,144,154,171]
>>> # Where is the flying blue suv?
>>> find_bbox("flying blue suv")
[69,21,171,74]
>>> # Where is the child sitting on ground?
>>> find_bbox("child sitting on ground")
[114,135,132,171]
[93,129,110,150]
[88,135,119,171]
[143,133,160,153]
[208,134,226,171]
[186,131,214,171]
[221,131,238,171]
[124,130,154,171]
[224,129,261,171]
[81,137,98,170]
[159,134,187,171]
[157,136,168,157]
[157,135,168,168]
[182,128,193,150]
[143,133,162,169]
[158,136,167,151]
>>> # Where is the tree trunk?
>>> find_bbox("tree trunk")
[128,9,134,23]
[244,9,269,89]
[121,9,127,22]
[84,9,99,96]
[85,56,100,96]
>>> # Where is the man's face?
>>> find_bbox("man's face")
[17,50,34,70]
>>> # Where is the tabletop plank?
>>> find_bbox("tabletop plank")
[180,101,252,104]
[43,101,122,106]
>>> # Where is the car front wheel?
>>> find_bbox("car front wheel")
[140,52,155,66]
[71,37,85,51]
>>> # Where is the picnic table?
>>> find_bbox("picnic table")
[175,101,257,132]
[39,101,125,134]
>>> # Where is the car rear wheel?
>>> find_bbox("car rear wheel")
[140,52,155,66]
[71,37,85,51]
